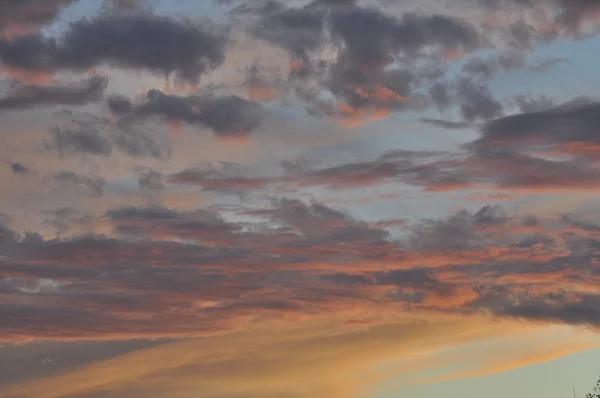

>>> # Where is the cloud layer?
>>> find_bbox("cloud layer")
[1,1,600,396]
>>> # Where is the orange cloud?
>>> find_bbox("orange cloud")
[0,66,55,85]
[443,48,465,60]
[248,80,276,101]
[337,103,392,128]
[289,58,304,73]
[353,85,408,104]
[167,119,185,139]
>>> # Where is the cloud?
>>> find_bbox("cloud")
[0,0,75,38]
[2,199,600,341]
[48,171,106,197]
[237,0,600,127]
[45,120,113,157]
[253,3,326,54]
[428,81,452,111]
[246,3,482,123]
[0,13,227,83]
[136,167,164,192]
[108,90,264,137]
[42,207,91,234]
[455,77,504,121]
[326,8,478,118]
[419,118,473,129]
[510,93,556,113]
[165,134,600,194]
[473,291,600,327]
[474,98,600,153]
[495,0,600,34]
[111,116,172,158]
[330,8,478,66]
[44,110,171,159]
[0,75,108,110]
[461,51,526,79]
[233,0,600,127]
[167,150,429,192]
[8,162,29,175]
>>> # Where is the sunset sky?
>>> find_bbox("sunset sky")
[2,0,600,397]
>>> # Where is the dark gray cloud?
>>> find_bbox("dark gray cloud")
[250,198,390,245]
[330,8,478,67]
[407,207,506,250]
[510,93,556,113]
[136,168,164,192]
[106,206,180,222]
[420,118,473,129]
[455,77,504,121]
[42,206,91,234]
[109,90,264,137]
[474,97,600,152]
[253,3,325,54]
[461,51,526,80]
[8,162,29,175]
[105,205,239,243]
[421,151,600,192]
[0,76,107,110]
[247,3,481,118]
[472,291,600,327]
[309,0,357,7]
[321,8,478,114]
[49,171,106,197]
[45,111,171,159]
[428,82,452,111]
[45,119,112,157]
[556,0,600,32]
[326,267,450,289]
[0,13,227,83]
[111,116,172,158]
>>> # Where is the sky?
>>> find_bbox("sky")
[2,0,600,397]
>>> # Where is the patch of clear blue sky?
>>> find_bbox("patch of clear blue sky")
[487,38,600,103]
